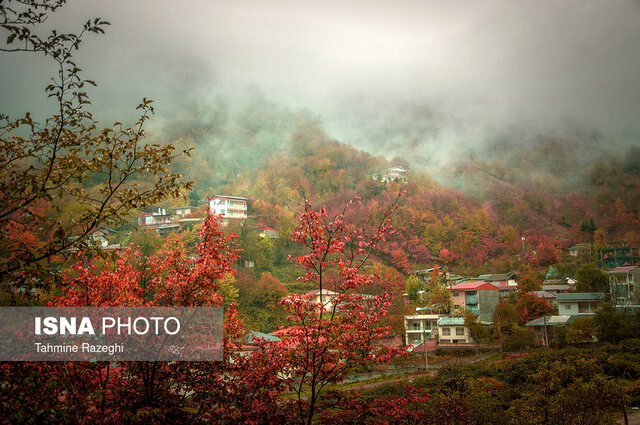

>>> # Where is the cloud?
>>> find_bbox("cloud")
[2,0,639,166]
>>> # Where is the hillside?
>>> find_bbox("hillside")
[154,106,640,274]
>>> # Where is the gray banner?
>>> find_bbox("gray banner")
[0,307,223,361]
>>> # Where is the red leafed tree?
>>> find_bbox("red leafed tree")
[391,247,411,273]
[0,213,244,424]
[251,197,406,425]
[528,240,559,267]
[516,292,555,325]
[51,212,239,308]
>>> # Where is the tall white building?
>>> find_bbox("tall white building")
[209,195,248,218]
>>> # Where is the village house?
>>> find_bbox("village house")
[449,281,500,322]
[556,292,605,315]
[599,242,640,268]
[607,266,640,305]
[209,195,248,219]
[472,272,518,298]
[408,267,466,287]
[531,290,558,306]
[568,243,592,257]
[524,315,573,346]
[259,226,279,239]
[404,312,440,346]
[137,206,172,227]
[373,166,408,184]
[541,283,572,296]
[306,289,339,312]
[173,206,195,217]
[437,317,472,344]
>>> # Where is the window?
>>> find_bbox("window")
[441,328,451,336]
[413,337,421,344]
[412,322,420,330]
[453,292,459,297]
[565,304,571,310]
[455,327,465,336]
[424,321,431,330]
[453,304,460,310]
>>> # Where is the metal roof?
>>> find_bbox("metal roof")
[437,317,465,326]
[525,315,573,327]
[606,266,639,274]
[556,292,605,302]
[449,281,499,291]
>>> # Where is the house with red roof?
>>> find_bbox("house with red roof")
[449,281,500,322]
[259,226,279,239]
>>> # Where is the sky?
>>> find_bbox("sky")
[2,0,640,164]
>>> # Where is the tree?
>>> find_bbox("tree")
[576,263,610,294]
[426,271,453,314]
[0,0,191,292]
[493,300,518,338]
[594,303,640,344]
[507,357,623,424]
[1,212,243,423]
[518,268,543,292]
[566,316,595,343]
[515,292,555,325]
[405,274,421,303]
[261,197,404,425]
[580,218,597,242]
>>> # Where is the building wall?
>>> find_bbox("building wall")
[437,325,471,343]
[558,301,578,315]
[450,291,466,311]
[557,301,602,315]
[210,198,248,218]
[404,315,439,346]
[478,290,500,322]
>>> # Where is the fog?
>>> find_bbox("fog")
[2,0,640,169]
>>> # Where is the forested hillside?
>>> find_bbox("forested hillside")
[154,104,640,274]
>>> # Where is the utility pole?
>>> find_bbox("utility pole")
[423,324,429,370]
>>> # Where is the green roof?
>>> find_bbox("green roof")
[437,317,465,326]
[525,315,573,327]
[556,292,605,302]
[246,331,281,343]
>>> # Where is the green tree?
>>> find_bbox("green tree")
[0,0,191,292]
[566,316,595,343]
[594,303,639,344]
[507,358,623,424]
[576,263,609,294]
[580,218,597,242]
[405,274,421,303]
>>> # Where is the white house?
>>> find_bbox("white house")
[209,195,248,219]
[556,292,605,315]
[437,317,472,344]
[374,166,408,184]
[404,313,440,346]
[137,206,172,226]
